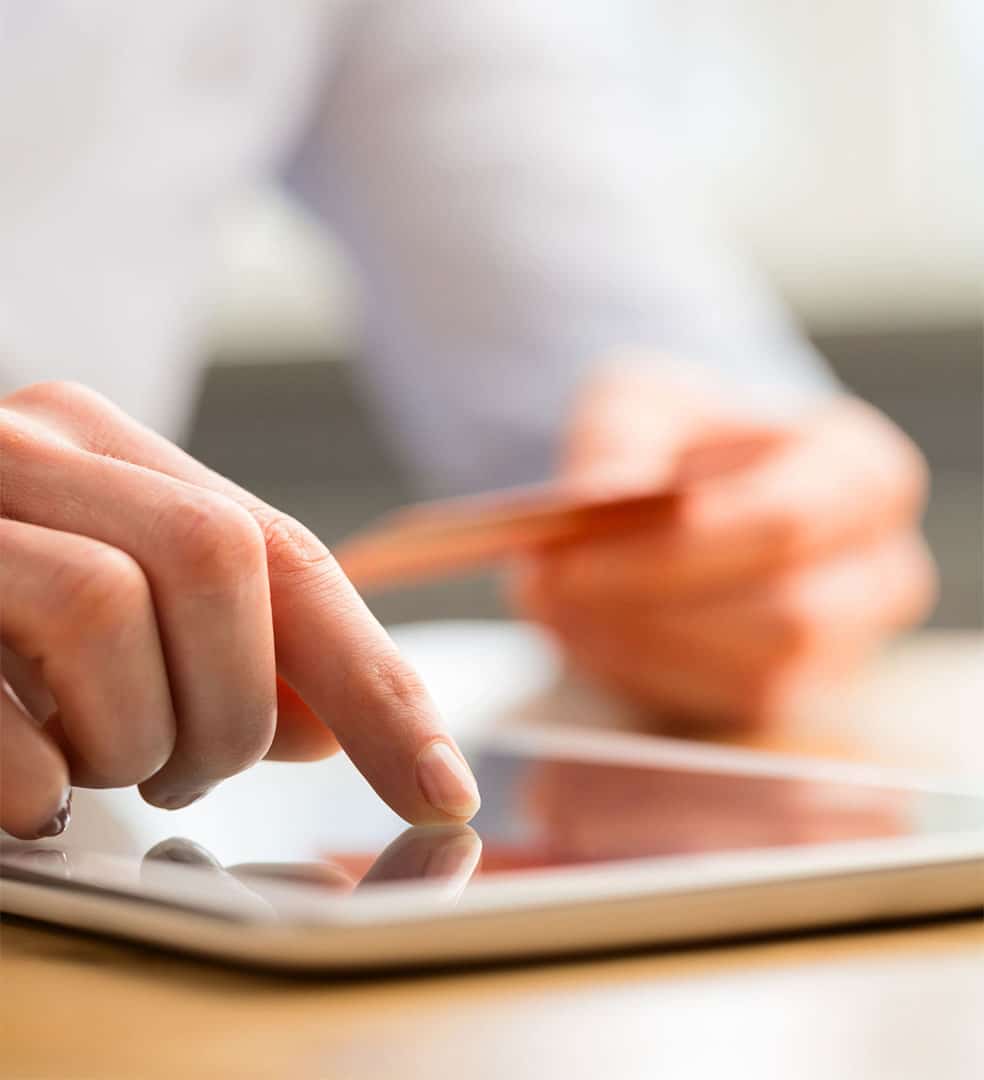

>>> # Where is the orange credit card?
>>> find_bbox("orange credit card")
[335,431,779,592]
[335,484,682,591]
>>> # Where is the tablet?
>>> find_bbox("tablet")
[2,726,982,971]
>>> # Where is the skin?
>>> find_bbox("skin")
[0,381,480,839]
[0,366,935,837]
[513,367,938,731]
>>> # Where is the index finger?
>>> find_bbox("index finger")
[15,383,480,824]
[251,507,480,823]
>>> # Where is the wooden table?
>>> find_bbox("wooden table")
[2,632,982,1080]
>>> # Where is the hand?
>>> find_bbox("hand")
[0,382,480,839]
[512,368,937,730]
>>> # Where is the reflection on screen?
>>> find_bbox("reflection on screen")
[139,750,984,899]
[470,753,920,872]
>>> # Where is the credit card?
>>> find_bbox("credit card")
[336,431,779,591]
[336,485,681,590]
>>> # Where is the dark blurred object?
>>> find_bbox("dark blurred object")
[185,351,504,625]
[187,324,983,629]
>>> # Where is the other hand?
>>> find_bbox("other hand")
[512,368,936,730]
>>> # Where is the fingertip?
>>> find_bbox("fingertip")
[265,533,477,824]
[414,739,482,823]
[33,789,73,838]
[2,780,72,841]
[0,692,72,839]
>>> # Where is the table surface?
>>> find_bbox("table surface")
[2,630,982,1080]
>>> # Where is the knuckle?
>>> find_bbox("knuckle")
[0,401,83,515]
[771,590,820,660]
[203,703,277,777]
[123,726,176,787]
[767,508,810,560]
[849,403,931,513]
[257,509,333,577]
[895,440,931,512]
[160,492,266,585]
[80,700,177,789]
[357,649,433,718]
[79,729,175,790]
[901,537,939,625]
[4,379,106,414]
[52,543,150,636]
[0,406,56,462]
[0,412,33,472]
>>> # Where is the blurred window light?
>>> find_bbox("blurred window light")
[205,1,982,362]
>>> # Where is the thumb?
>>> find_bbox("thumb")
[562,365,787,494]
[562,367,715,492]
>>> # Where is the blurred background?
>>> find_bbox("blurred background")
[184,1,982,630]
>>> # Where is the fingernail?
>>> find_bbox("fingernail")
[35,790,72,838]
[159,789,209,811]
[416,742,481,820]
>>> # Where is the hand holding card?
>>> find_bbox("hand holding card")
[511,370,936,731]
[335,431,777,592]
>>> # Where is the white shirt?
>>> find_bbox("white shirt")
[0,0,835,495]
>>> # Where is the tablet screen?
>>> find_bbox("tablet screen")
[281,744,984,890]
[12,733,981,904]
